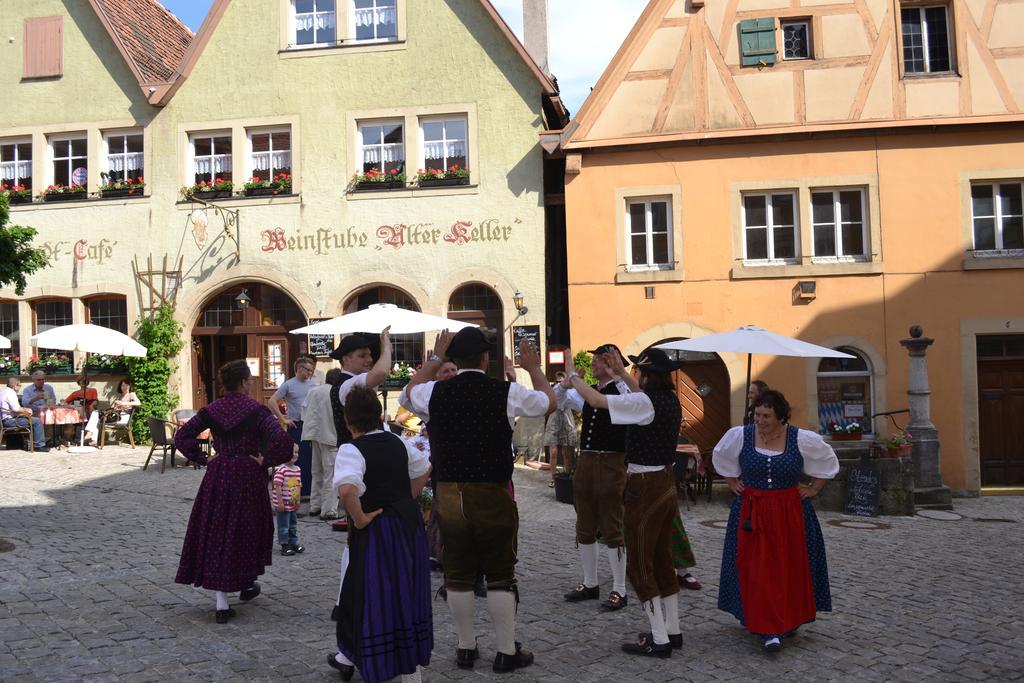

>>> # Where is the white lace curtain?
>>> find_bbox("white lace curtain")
[363,144,403,165]
[0,160,31,181]
[423,141,466,161]
[194,155,232,175]
[296,12,336,31]
[251,151,292,172]
[107,153,144,174]
[354,7,396,27]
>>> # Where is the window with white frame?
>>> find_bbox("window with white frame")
[971,182,1024,252]
[742,192,799,262]
[191,133,232,184]
[1,139,32,192]
[293,0,337,46]
[104,132,143,183]
[353,0,397,41]
[900,5,952,74]
[51,135,88,188]
[626,197,673,270]
[420,117,467,174]
[811,188,868,258]
[358,121,404,175]
[248,129,292,183]
[817,347,874,434]
[781,20,811,60]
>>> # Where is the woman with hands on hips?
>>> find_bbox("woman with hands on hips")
[712,389,839,654]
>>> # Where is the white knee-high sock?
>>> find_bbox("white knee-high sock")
[447,590,477,650]
[661,593,680,636]
[401,667,422,683]
[642,598,669,645]
[215,591,228,611]
[607,546,627,596]
[580,543,599,587]
[487,589,517,656]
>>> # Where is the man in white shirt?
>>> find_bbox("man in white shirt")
[1,378,48,452]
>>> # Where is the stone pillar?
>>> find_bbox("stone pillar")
[899,326,953,510]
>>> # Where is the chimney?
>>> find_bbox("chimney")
[523,0,550,75]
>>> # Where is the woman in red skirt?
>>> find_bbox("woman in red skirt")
[713,390,839,653]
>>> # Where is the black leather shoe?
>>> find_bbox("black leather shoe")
[600,591,628,611]
[215,608,235,624]
[763,636,782,653]
[326,653,355,681]
[456,645,479,669]
[493,642,534,673]
[621,634,672,658]
[309,508,321,517]
[281,544,295,556]
[292,544,305,554]
[564,584,599,602]
[639,631,682,650]
[239,583,261,601]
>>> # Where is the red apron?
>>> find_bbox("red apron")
[736,486,817,634]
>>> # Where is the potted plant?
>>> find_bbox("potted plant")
[83,353,128,374]
[243,172,292,197]
[1,183,33,204]
[351,167,406,191]
[828,421,863,441]
[384,362,416,390]
[99,176,145,198]
[181,177,234,200]
[415,164,470,187]
[884,429,912,457]
[25,352,73,374]
[0,353,20,374]
[41,183,88,202]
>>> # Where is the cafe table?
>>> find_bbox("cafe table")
[41,404,85,449]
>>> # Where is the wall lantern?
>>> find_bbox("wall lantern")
[235,289,252,310]
[513,290,528,316]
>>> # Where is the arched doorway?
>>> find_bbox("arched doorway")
[191,283,306,407]
[343,286,424,366]
[655,339,731,453]
[448,284,503,379]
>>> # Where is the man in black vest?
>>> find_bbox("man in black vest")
[557,344,634,612]
[567,347,684,659]
[402,327,554,674]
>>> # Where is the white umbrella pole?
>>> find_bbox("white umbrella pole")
[743,353,752,418]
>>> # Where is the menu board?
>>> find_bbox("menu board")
[511,325,541,366]
[844,461,881,517]
[306,319,334,358]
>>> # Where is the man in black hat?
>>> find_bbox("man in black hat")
[401,327,554,674]
[557,344,635,612]
[567,346,683,659]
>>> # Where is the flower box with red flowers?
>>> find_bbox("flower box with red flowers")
[182,178,234,200]
[42,184,88,202]
[99,177,146,198]
[25,353,73,374]
[415,165,470,187]
[0,353,20,375]
[352,168,406,191]
[243,173,292,197]
[1,184,33,204]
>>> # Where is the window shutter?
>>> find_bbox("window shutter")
[23,16,63,79]
[739,18,777,67]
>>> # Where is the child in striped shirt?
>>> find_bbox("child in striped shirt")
[272,448,304,556]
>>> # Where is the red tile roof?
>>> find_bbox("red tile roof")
[92,0,193,83]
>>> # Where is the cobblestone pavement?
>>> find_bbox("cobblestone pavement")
[1,445,1022,682]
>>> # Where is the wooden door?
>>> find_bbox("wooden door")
[978,357,1024,486]
[259,336,288,406]
[675,360,731,453]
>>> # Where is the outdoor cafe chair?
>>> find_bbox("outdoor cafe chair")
[98,407,137,449]
[0,419,35,452]
[144,416,179,473]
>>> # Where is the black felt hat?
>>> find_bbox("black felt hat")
[588,343,630,368]
[329,333,376,361]
[627,347,684,374]
[447,327,496,359]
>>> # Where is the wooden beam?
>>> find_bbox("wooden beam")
[955,0,973,116]
[849,18,893,120]
[729,55,871,76]
[704,22,755,128]
[735,4,859,20]
[718,0,740,50]
[853,0,879,43]
[991,46,1024,57]
[794,69,806,124]
[980,0,998,40]
[624,69,674,81]
[961,4,1020,112]
[653,29,693,133]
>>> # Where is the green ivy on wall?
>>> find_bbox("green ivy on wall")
[127,304,184,444]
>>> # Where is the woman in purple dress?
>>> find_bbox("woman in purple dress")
[174,359,294,623]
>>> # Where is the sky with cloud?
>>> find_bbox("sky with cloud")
[159,1,643,116]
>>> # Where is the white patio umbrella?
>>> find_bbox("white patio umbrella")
[655,325,855,413]
[30,324,147,357]
[290,303,478,335]
[0,334,10,349]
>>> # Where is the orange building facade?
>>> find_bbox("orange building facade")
[559,0,1024,494]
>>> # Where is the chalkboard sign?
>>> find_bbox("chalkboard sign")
[844,459,881,517]
[511,325,541,366]
[306,319,334,358]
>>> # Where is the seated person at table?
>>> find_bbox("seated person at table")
[21,370,56,417]
[1,378,49,452]
[66,376,100,445]
[83,379,141,444]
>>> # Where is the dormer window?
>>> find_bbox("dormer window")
[294,0,337,47]
[353,0,397,41]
